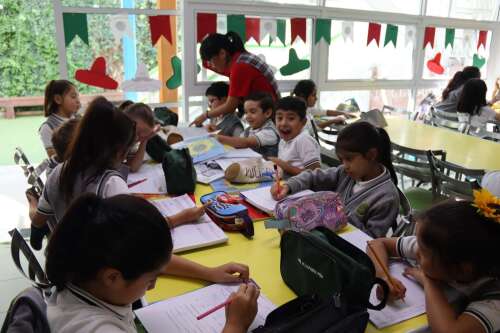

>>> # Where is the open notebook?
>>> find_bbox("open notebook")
[135,282,276,333]
[241,186,314,215]
[340,229,426,329]
[150,194,228,253]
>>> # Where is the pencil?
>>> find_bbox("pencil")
[274,164,280,194]
[128,178,147,188]
[366,241,405,303]
[196,299,232,320]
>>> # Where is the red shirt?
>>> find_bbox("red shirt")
[203,52,278,100]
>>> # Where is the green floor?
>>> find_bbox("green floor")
[0,115,46,165]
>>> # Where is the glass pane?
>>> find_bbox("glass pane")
[426,0,499,21]
[422,28,491,80]
[328,21,414,80]
[197,15,312,83]
[251,0,320,5]
[326,0,421,15]
[61,0,161,9]
[320,89,413,112]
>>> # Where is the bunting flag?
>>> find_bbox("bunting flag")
[277,19,286,45]
[245,17,260,43]
[367,22,381,46]
[197,13,217,43]
[217,15,227,34]
[260,18,277,44]
[384,24,398,47]
[291,18,306,44]
[342,21,354,42]
[227,14,246,41]
[315,18,331,44]
[405,26,416,47]
[63,13,89,46]
[423,26,435,49]
[110,15,133,43]
[149,15,172,45]
[477,30,487,50]
[463,29,474,53]
[445,28,455,49]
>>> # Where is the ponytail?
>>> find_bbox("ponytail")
[44,80,75,117]
[200,32,247,61]
[46,193,173,290]
[376,128,398,185]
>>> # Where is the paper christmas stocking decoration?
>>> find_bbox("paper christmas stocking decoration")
[279,48,310,76]
[166,56,182,89]
[473,54,486,69]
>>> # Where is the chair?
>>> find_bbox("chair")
[391,187,416,237]
[13,148,46,198]
[427,150,485,201]
[467,121,500,142]
[429,107,466,132]
[317,126,342,167]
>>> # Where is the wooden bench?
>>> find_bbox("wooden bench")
[0,92,125,119]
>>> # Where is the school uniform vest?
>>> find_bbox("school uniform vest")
[217,113,244,137]
[236,53,281,99]
[242,124,280,158]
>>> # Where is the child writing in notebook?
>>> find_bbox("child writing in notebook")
[367,197,500,333]
[205,82,244,137]
[271,121,399,238]
[216,92,279,158]
[28,97,205,249]
[292,80,355,137]
[268,96,321,178]
[46,193,259,333]
[39,80,81,157]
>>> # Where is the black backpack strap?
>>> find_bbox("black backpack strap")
[367,277,389,310]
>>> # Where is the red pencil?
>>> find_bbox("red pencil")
[128,178,147,188]
[274,164,280,194]
[196,299,232,320]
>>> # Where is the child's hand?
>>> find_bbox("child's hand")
[224,284,259,333]
[168,203,208,227]
[207,262,250,283]
[271,183,289,200]
[205,124,218,132]
[26,189,39,207]
[377,276,406,301]
[403,267,425,285]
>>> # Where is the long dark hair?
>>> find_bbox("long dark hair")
[46,193,173,290]
[418,199,500,278]
[336,121,397,185]
[457,78,487,116]
[44,80,75,117]
[442,66,480,100]
[293,80,316,100]
[200,32,247,61]
[60,96,136,202]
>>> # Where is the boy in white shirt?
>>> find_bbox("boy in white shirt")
[268,96,321,178]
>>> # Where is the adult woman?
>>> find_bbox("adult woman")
[190,32,280,127]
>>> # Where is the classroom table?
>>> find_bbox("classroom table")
[145,184,428,333]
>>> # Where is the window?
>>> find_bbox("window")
[426,0,499,21]
[325,0,421,15]
[320,89,413,112]
[328,21,415,80]
[61,0,171,9]
[252,0,320,5]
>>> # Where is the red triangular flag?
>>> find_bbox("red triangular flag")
[149,15,172,46]
[291,18,306,43]
[477,30,487,50]
[246,17,260,44]
[367,22,381,46]
[197,13,217,43]
[423,26,435,49]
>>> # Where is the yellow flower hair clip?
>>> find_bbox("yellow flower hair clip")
[472,189,500,223]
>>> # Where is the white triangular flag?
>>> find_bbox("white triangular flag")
[217,16,227,34]
[110,15,133,42]
[260,18,277,43]
[342,21,353,42]
[405,26,416,47]
[462,29,476,56]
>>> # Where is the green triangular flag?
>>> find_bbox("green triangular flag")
[315,18,331,44]
[227,15,246,41]
[445,28,455,49]
[384,24,398,47]
[63,13,89,46]
[277,19,286,46]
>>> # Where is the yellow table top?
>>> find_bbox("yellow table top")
[384,116,500,171]
[145,184,428,333]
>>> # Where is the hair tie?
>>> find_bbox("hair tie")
[472,189,500,223]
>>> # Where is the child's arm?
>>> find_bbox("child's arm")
[126,141,147,173]
[316,117,345,129]
[190,97,240,127]
[325,110,357,118]
[267,157,320,177]
[405,270,487,333]
[271,167,339,200]
[166,203,209,228]
[216,134,258,149]
[164,255,250,283]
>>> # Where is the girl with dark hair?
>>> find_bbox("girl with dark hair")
[40,80,81,157]
[46,193,257,333]
[457,79,500,135]
[271,121,399,238]
[190,32,280,127]
[367,196,500,333]
[434,66,481,114]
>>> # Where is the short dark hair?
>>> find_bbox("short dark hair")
[293,80,316,100]
[418,199,500,278]
[52,118,80,162]
[46,193,173,290]
[124,103,155,127]
[205,82,229,99]
[276,96,307,120]
[245,92,275,112]
[44,80,75,117]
